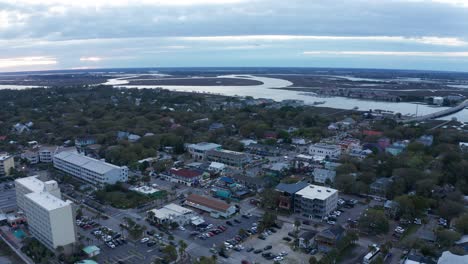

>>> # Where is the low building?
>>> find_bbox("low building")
[184,194,236,218]
[403,252,436,264]
[312,168,336,184]
[433,96,444,105]
[129,186,163,197]
[147,203,197,226]
[162,168,205,186]
[22,150,39,164]
[263,162,289,177]
[82,245,100,258]
[0,153,15,177]
[187,142,221,160]
[294,184,338,219]
[437,251,467,264]
[38,146,57,163]
[53,151,128,187]
[75,136,97,148]
[385,140,409,156]
[308,143,341,159]
[417,135,434,147]
[299,230,318,249]
[245,143,281,156]
[206,149,250,167]
[315,225,345,252]
[370,177,393,197]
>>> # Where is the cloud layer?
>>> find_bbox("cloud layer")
[1,0,468,71]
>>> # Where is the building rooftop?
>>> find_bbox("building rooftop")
[55,151,125,174]
[169,168,203,179]
[0,153,12,161]
[295,184,338,200]
[186,194,231,212]
[15,175,59,194]
[24,191,72,211]
[311,143,341,150]
[148,203,193,220]
[437,251,465,264]
[275,181,309,195]
[188,142,221,151]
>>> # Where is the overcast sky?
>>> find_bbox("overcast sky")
[1,0,468,72]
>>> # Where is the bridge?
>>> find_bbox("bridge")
[400,99,468,123]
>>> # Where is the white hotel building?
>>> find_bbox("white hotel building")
[15,176,76,251]
[53,151,128,187]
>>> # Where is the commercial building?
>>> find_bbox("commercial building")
[294,184,338,219]
[185,194,236,218]
[0,153,15,177]
[53,151,128,187]
[15,176,76,251]
[147,203,199,226]
[308,143,341,159]
[206,149,250,167]
[161,168,205,186]
[187,142,221,160]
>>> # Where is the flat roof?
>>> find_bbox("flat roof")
[311,143,341,150]
[149,203,193,219]
[15,175,48,193]
[55,151,125,174]
[295,184,338,200]
[188,142,221,151]
[275,181,309,194]
[24,191,72,211]
[0,154,12,161]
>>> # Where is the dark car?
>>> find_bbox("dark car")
[219,251,229,258]
[147,241,156,247]
[234,219,241,224]
[264,245,272,250]
[302,220,311,225]
[258,235,266,240]
[246,247,254,252]
[269,228,277,233]
[253,249,263,254]
[283,237,292,242]
[242,214,250,219]
[226,221,233,226]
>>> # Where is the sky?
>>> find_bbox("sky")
[1,0,468,72]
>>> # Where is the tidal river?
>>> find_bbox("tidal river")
[106,74,468,123]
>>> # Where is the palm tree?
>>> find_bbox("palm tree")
[178,240,187,258]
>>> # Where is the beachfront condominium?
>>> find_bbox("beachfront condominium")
[15,176,76,251]
[53,151,128,187]
[0,153,15,177]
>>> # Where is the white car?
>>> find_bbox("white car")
[140,237,150,243]
[280,251,288,256]
[274,256,284,261]
[207,224,214,229]
[178,226,186,231]
[327,220,336,225]
[334,211,341,216]
[394,226,405,234]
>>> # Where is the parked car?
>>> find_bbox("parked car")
[140,237,150,243]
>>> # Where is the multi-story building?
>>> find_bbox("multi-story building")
[53,151,128,187]
[308,143,341,159]
[187,142,221,160]
[206,149,250,167]
[15,175,61,212]
[0,153,15,177]
[21,150,39,164]
[15,176,76,251]
[275,181,309,211]
[38,146,57,163]
[294,184,338,219]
